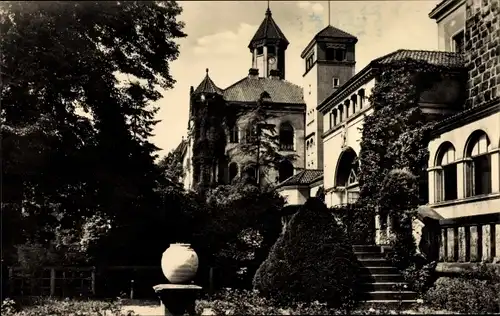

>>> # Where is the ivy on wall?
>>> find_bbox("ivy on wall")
[191,93,228,194]
[356,58,460,269]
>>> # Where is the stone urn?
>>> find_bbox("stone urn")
[161,243,199,284]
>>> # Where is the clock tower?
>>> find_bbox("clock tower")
[248,6,289,79]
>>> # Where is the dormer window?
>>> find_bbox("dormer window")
[333,77,340,88]
[452,30,465,53]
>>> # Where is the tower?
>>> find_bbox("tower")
[190,69,226,192]
[301,22,358,170]
[248,5,289,79]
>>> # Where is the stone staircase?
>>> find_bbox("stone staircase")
[353,245,418,309]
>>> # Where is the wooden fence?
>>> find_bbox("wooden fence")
[7,266,163,300]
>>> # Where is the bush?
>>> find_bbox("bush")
[401,259,437,295]
[330,203,375,245]
[253,197,360,308]
[425,276,499,313]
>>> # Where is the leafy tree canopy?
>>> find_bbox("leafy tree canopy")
[1,1,186,264]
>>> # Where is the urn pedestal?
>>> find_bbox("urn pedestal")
[153,284,202,316]
[154,243,202,316]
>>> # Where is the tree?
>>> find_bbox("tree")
[230,93,296,190]
[253,198,359,308]
[158,148,185,186]
[1,1,186,265]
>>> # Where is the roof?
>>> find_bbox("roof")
[316,25,357,40]
[174,139,188,158]
[317,49,466,112]
[374,49,465,68]
[193,69,223,95]
[429,0,463,20]
[301,25,358,58]
[276,169,323,188]
[223,77,304,104]
[431,97,500,136]
[248,8,289,49]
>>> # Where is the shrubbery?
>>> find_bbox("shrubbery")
[1,298,135,316]
[425,264,500,313]
[330,203,375,245]
[425,276,499,313]
[253,197,360,309]
[195,289,350,315]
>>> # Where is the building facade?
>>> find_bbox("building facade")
[180,8,306,190]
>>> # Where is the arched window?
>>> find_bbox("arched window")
[228,162,239,183]
[246,124,258,143]
[244,165,258,183]
[345,100,350,118]
[335,148,359,204]
[229,124,239,143]
[465,131,491,197]
[351,94,357,114]
[358,89,365,109]
[435,142,457,202]
[279,122,294,151]
[278,159,294,182]
[338,105,344,123]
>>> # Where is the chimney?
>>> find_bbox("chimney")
[269,69,281,80]
[248,68,259,79]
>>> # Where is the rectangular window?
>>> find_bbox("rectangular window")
[229,126,239,143]
[333,77,340,88]
[435,169,443,202]
[473,155,491,195]
[347,191,359,204]
[452,30,465,53]
[267,46,276,54]
[305,52,315,72]
[335,49,346,61]
[257,46,264,55]
[443,164,457,201]
[326,48,335,61]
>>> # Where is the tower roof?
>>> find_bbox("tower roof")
[193,69,223,95]
[248,8,289,50]
[300,25,358,58]
[316,25,357,40]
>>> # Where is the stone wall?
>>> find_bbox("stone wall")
[465,0,500,108]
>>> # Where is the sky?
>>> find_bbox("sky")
[152,0,441,157]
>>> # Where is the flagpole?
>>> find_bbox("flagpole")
[328,1,331,26]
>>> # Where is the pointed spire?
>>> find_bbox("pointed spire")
[193,68,223,95]
[248,2,289,50]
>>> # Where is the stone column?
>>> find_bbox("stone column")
[428,169,435,204]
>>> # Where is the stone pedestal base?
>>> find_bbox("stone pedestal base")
[153,284,202,316]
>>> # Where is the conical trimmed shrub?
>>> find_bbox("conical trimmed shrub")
[253,197,360,307]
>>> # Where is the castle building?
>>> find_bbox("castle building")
[275,0,500,266]
[178,0,499,258]
[180,7,306,190]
